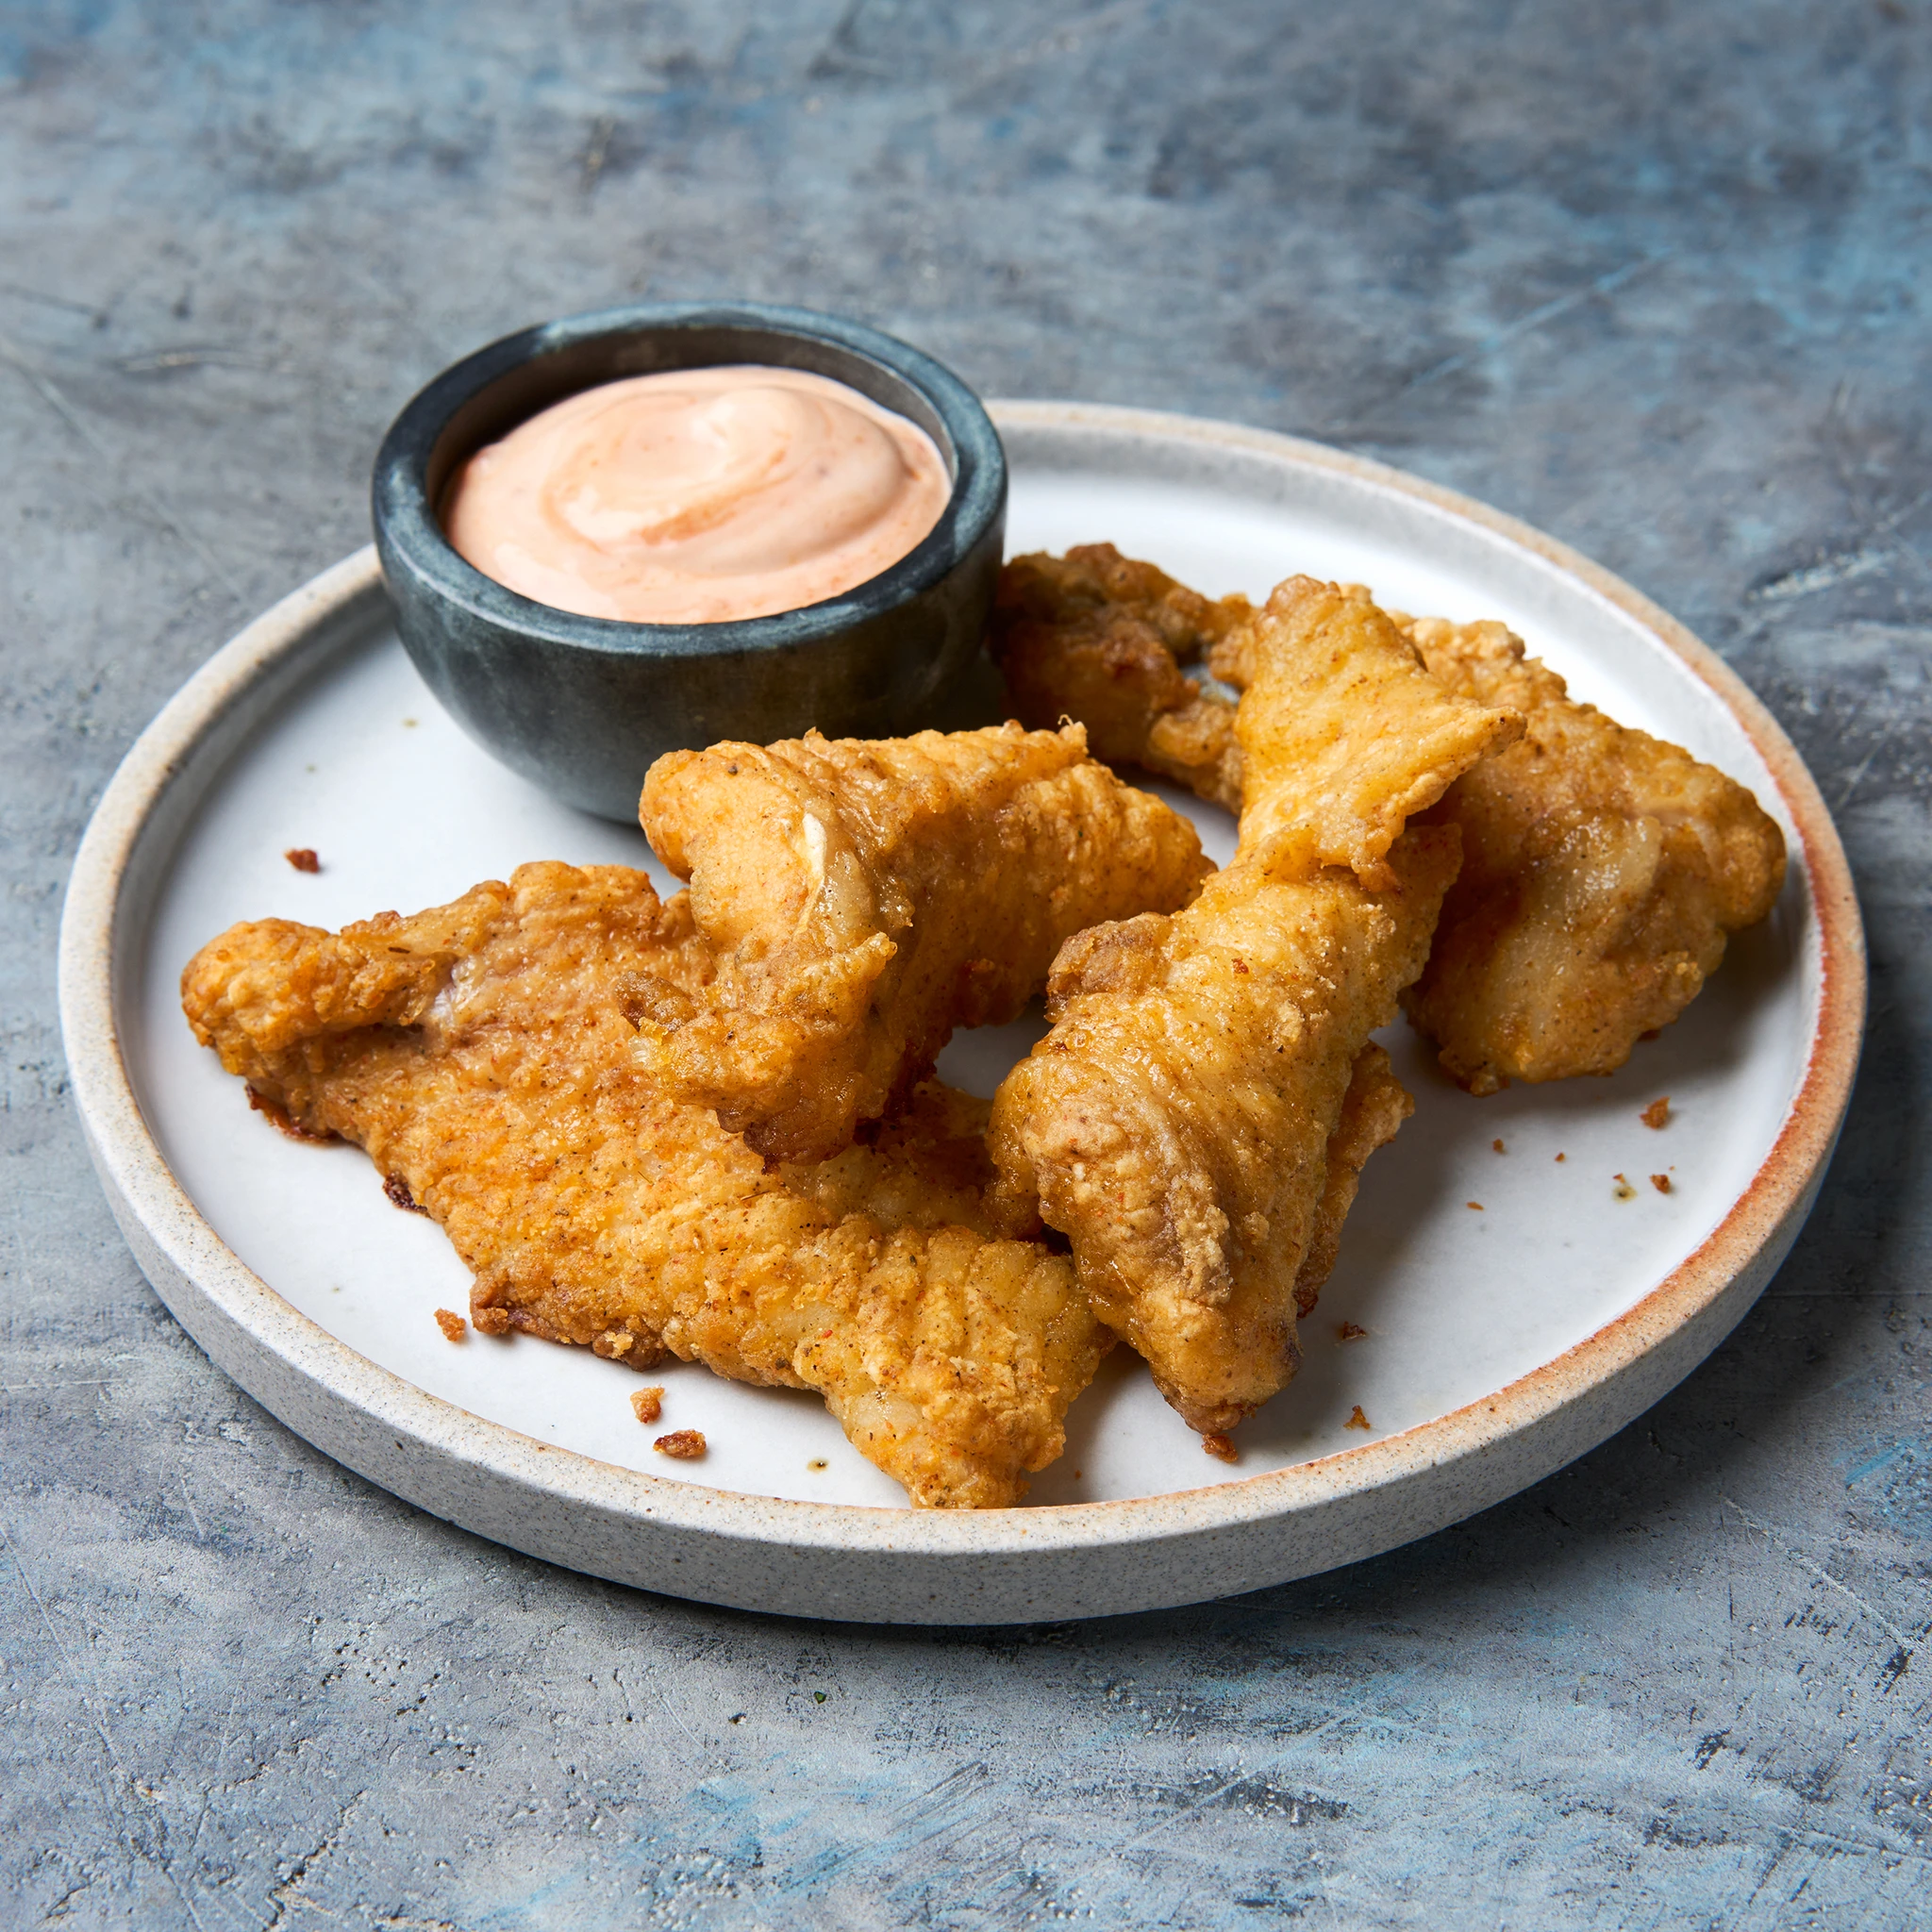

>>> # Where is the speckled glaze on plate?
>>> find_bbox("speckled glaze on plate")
[58,404,1863,1625]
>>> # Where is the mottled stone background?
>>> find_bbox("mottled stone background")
[3,3,1928,1925]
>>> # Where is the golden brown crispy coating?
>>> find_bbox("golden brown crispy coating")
[182,862,1108,1509]
[988,547,1787,1095]
[1293,1041,1413,1320]
[1397,616,1788,1093]
[638,722,1210,1165]
[1217,577,1524,886]
[991,544,1253,810]
[990,827,1459,1435]
[987,569,1500,1435]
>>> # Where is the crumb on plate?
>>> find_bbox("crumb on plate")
[1651,1173,1673,1194]
[284,847,321,874]
[1201,1432,1239,1463]
[629,1386,664,1424]
[1491,1138,1506,1154]
[433,1307,466,1342]
[1641,1095,1672,1129]
[1338,1321,1368,1341]
[1345,1405,1372,1431]
[1613,1174,1637,1200]
[655,1429,706,1460]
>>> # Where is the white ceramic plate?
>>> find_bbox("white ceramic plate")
[59,404,1863,1624]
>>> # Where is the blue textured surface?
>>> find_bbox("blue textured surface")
[3,4,1928,1925]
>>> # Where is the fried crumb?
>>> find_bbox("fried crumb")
[284,847,321,874]
[1613,1174,1637,1200]
[629,1387,664,1424]
[383,1172,429,1215]
[1555,1152,1566,1162]
[1650,1174,1673,1194]
[1467,1200,1484,1210]
[1201,1431,1239,1463]
[654,1429,707,1460]
[1344,1405,1372,1431]
[1073,1468,1082,1479]
[1492,1138,1506,1154]
[1641,1096,1672,1129]
[433,1307,466,1342]
[1338,1321,1368,1341]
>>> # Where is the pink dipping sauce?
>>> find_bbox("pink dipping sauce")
[441,366,951,625]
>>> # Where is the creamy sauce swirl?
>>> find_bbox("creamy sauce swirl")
[441,366,950,625]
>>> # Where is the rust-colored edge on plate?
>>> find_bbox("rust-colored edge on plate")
[58,404,1865,1624]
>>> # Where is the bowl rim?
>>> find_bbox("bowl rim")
[370,300,1007,660]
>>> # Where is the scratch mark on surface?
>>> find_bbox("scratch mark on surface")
[1752,482,1932,604]
[1721,1494,1918,1655]
[772,1761,991,1897]
[1390,253,1670,399]
[1836,749,1878,809]
[0,279,106,321]
[265,1793,365,1926]
[117,345,275,375]
[0,328,244,605]
[1844,1441,1910,1487]
[1755,548,1895,604]
[0,1519,212,1930]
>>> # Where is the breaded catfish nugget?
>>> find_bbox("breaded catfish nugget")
[991,835,1457,1433]
[996,545,1788,1091]
[991,588,1507,1436]
[182,863,1108,1508]
[639,722,1210,1164]
[1217,577,1524,885]
[991,543,1253,810]
[1399,617,1787,1092]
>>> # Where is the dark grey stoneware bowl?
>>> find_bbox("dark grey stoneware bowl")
[372,302,1008,822]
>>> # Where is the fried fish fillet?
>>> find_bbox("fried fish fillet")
[1217,577,1524,886]
[181,862,1108,1508]
[990,829,1458,1434]
[638,721,1211,1165]
[1294,1041,1414,1319]
[988,568,1511,1434]
[994,545,1787,1091]
[1397,616,1789,1092]
[991,543,1254,810]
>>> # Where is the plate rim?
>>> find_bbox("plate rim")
[57,401,1866,1613]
